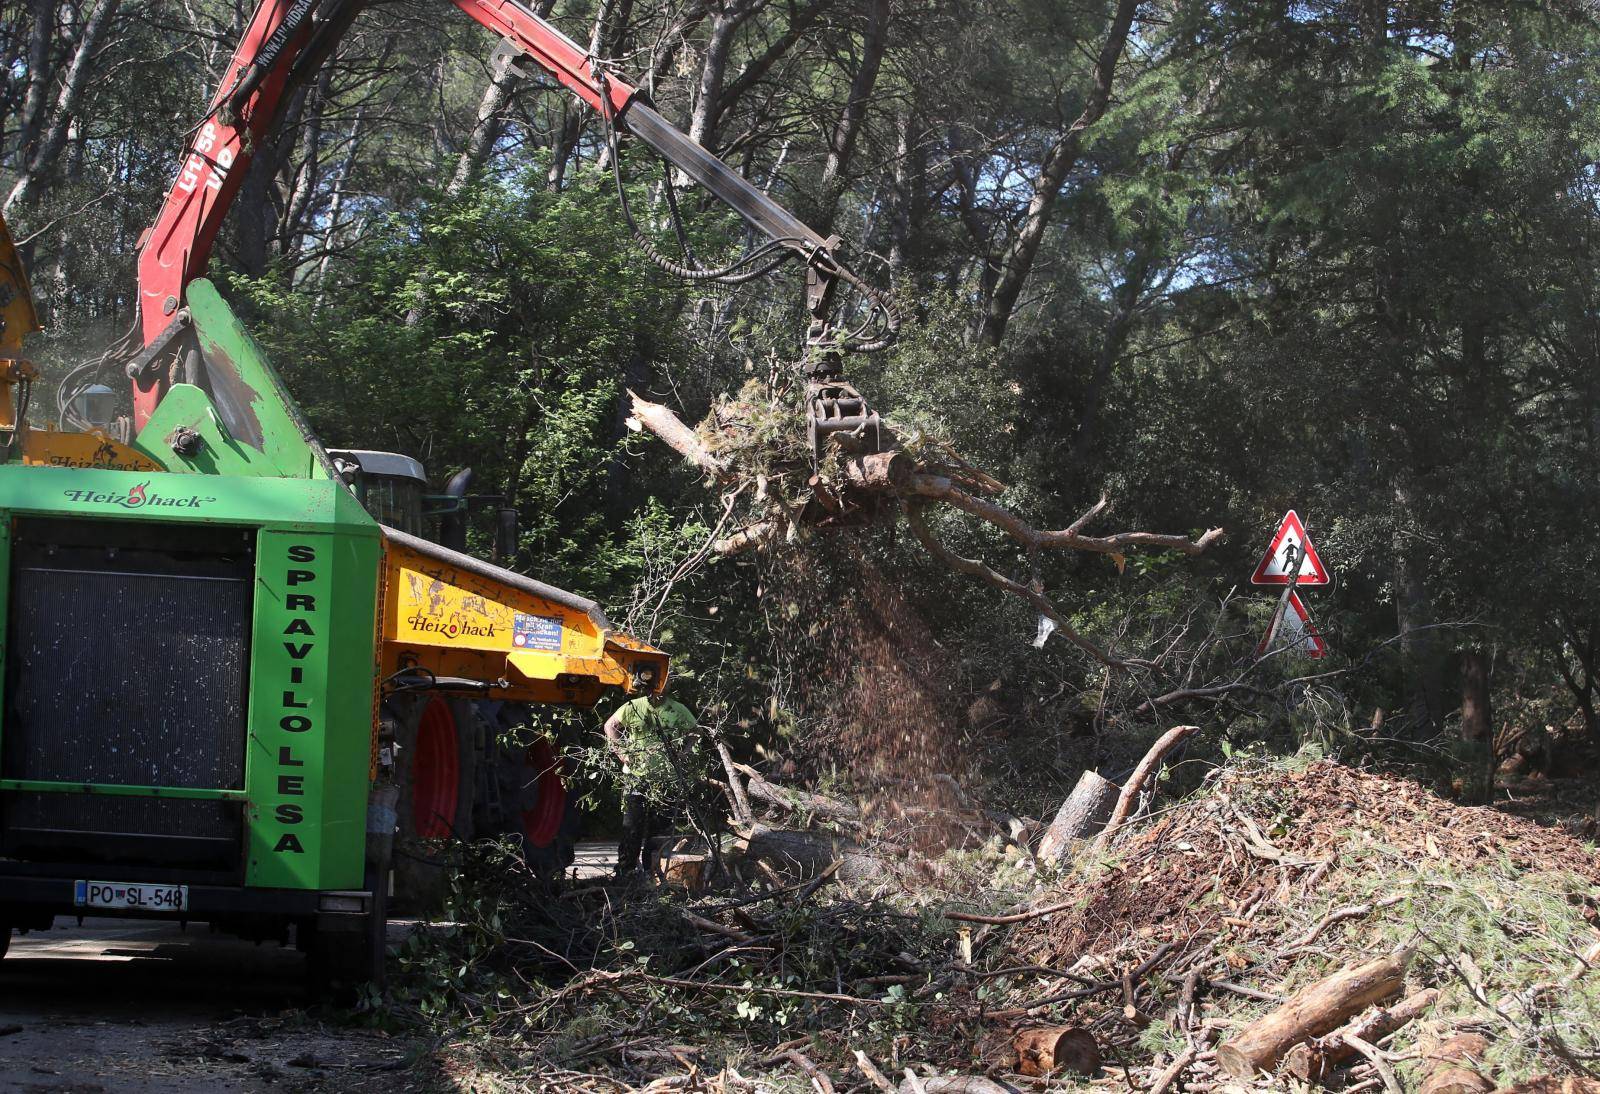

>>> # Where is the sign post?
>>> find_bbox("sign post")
[1253,511,1330,659]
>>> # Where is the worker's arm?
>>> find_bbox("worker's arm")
[602,706,628,762]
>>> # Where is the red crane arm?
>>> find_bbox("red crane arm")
[133,0,640,429]
[134,0,311,425]
[132,0,883,433]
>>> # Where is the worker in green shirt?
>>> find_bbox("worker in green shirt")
[603,680,697,875]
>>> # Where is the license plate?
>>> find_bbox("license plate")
[74,880,188,912]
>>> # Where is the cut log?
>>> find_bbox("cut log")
[744,824,884,885]
[626,390,729,479]
[1284,988,1439,1082]
[1419,1033,1494,1094]
[1038,770,1118,863]
[1215,946,1412,1079]
[1014,1025,1100,1076]
[840,450,913,492]
[897,1078,1009,1094]
[661,853,709,892]
[734,762,862,822]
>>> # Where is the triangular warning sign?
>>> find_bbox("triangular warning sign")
[1257,591,1328,659]
[1251,510,1330,586]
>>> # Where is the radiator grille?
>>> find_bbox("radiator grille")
[2,518,255,869]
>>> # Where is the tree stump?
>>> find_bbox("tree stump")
[1037,770,1118,863]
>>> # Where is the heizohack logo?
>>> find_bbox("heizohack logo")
[61,481,217,509]
[405,610,497,639]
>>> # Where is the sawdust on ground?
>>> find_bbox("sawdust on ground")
[1020,758,1599,969]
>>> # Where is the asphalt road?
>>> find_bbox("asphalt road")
[0,917,439,1094]
[0,843,618,1093]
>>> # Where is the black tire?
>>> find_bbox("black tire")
[0,924,10,960]
[390,695,479,912]
[490,717,581,879]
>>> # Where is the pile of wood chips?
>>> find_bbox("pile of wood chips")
[930,759,1600,1094]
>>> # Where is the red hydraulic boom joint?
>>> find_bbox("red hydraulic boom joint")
[132,0,895,439]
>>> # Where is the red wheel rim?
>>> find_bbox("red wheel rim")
[521,737,567,848]
[412,699,460,839]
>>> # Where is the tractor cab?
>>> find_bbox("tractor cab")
[328,449,427,536]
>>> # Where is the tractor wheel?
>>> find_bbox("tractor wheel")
[391,695,479,912]
[495,731,581,879]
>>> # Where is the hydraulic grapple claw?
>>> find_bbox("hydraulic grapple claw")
[807,380,881,457]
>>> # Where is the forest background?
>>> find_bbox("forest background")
[5,0,1600,813]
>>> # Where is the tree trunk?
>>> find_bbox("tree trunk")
[232,78,310,278]
[743,824,883,884]
[10,0,58,168]
[1067,242,1155,478]
[626,389,730,477]
[886,108,915,273]
[714,0,838,128]
[1216,946,1412,1079]
[1394,480,1446,739]
[735,762,860,822]
[1037,769,1118,863]
[813,0,890,232]
[313,106,369,298]
[282,64,334,255]
[978,0,1138,347]
[687,0,764,153]
[5,0,123,215]
[1553,616,1600,748]
[1457,648,1493,804]
[446,42,531,195]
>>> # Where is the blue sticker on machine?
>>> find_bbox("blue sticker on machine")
[513,613,563,651]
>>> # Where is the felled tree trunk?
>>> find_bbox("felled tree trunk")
[1284,988,1439,1082]
[625,391,1222,666]
[1037,770,1118,863]
[627,390,728,478]
[743,824,884,885]
[1216,946,1412,1079]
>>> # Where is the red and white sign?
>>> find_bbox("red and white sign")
[1251,510,1330,586]
[1257,591,1328,659]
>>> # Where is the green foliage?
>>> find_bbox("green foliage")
[232,172,679,595]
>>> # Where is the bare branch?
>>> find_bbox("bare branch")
[905,473,1223,556]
